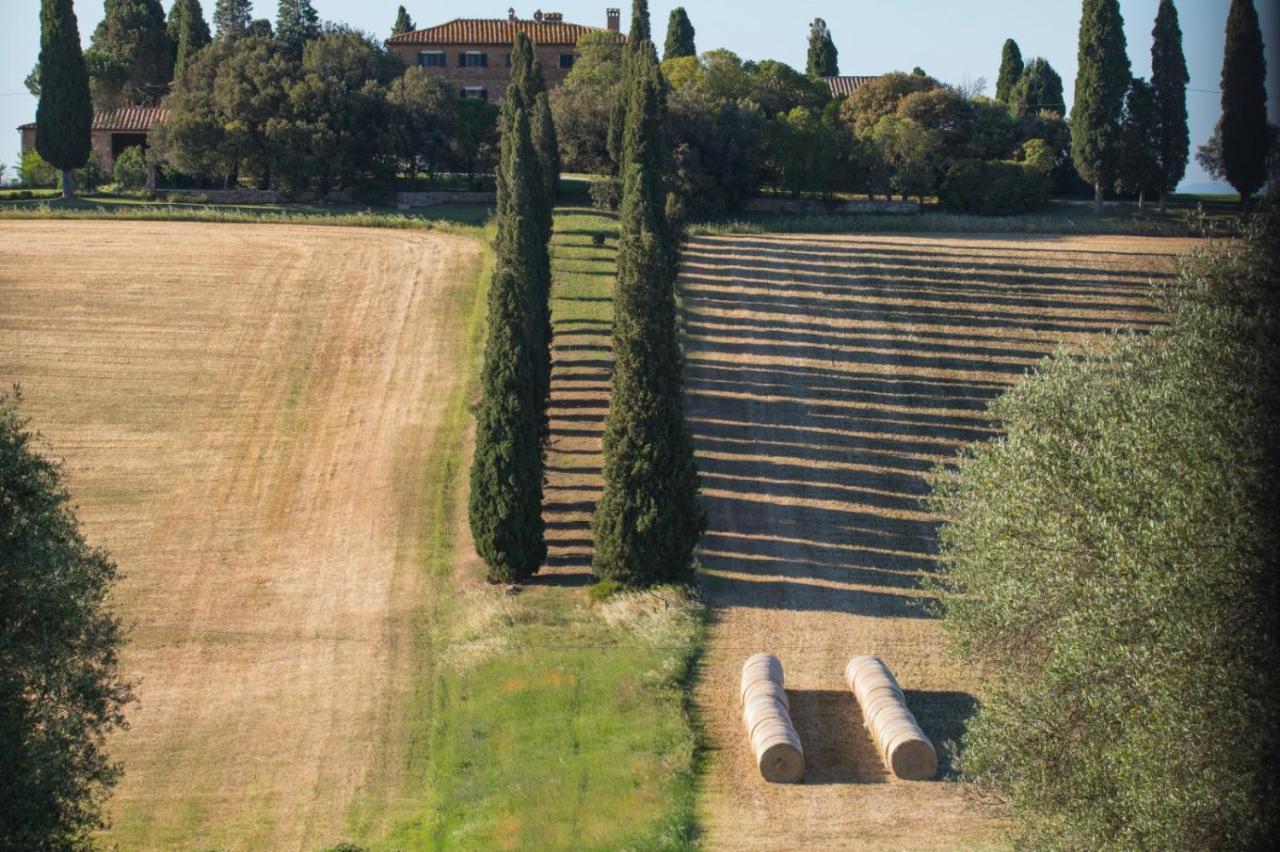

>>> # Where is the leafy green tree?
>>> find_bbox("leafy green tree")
[1217,0,1268,209]
[592,42,705,588]
[469,100,546,584]
[838,70,941,136]
[24,62,42,96]
[995,38,1023,103]
[246,18,273,38]
[392,5,415,36]
[1115,77,1160,206]
[663,7,695,61]
[768,105,842,196]
[1,390,133,849]
[745,59,829,118]
[1071,0,1131,213]
[532,92,560,203]
[1009,57,1065,117]
[627,0,650,47]
[928,208,1280,851]
[169,0,212,81]
[212,0,250,38]
[275,0,320,56]
[385,66,453,176]
[1150,0,1189,210]
[806,17,838,77]
[448,96,499,183]
[112,143,148,188]
[550,30,624,172]
[89,0,172,106]
[35,0,93,199]
[868,113,943,201]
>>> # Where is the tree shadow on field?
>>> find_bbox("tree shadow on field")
[683,234,1168,618]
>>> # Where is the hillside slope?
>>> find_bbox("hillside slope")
[0,221,482,850]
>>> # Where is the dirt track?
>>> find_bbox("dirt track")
[0,221,480,849]
[680,232,1197,849]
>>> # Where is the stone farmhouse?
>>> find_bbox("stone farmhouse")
[385,8,626,101]
[18,106,167,175]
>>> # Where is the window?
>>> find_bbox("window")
[417,51,446,67]
[559,53,575,69]
[459,51,488,68]
[461,87,489,101]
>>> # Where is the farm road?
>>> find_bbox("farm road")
[680,232,1197,849]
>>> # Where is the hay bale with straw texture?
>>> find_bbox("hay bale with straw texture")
[740,653,804,783]
[845,655,937,781]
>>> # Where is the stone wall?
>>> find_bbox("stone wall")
[396,191,496,208]
[744,197,921,215]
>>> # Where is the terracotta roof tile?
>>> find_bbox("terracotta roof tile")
[824,76,880,97]
[18,106,168,133]
[387,18,622,46]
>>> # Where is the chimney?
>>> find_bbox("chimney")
[606,8,620,32]
[544,11,563,22]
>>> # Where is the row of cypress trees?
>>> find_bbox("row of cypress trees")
[1071,0,1267,212]
[470,1,705,589]
[468,33,557,585]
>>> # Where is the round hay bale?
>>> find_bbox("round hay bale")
[756,738,805,783]
[887,736,937,781]
[741,678,789,710]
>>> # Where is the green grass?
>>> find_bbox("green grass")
[0,195,492,233]
[369,205,705,851]
[691,198,1233,237]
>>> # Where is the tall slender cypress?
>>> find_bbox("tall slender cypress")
[275,0,320,56]
[1218,0,1268,209]
[170,0,211,80]
[36,0,93,199]
[391,5,415,36]
[995,39,1023,104]
[507,33,554,446]
[1150,0,1189,210]
[663,8,696,61]
[806,18,838,77]
[470,101,546,585]
[592,42,705,588]
[1071,0,1131,213]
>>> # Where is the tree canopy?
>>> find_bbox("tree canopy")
[1009,57,1065,117]
[995,38,1023,103]
[1,391,132,848]
[88,0,172,107]
[1070,0,1131,211]
[1217,0,1269,204]
[35,0,93,196]
[663,7,696,61]
[806,17,838,77]
[392,5,415,36]
[1150,0,1189,205]
[212,0,250,38]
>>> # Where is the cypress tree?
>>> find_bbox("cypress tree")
[1116,78,1160,207]
[276,0,320,55]
[392,5,415,36]
[806,18,838,77]
[663,8,696,61]
[592,42,705,588]
[995,38,1023,103]
[1218,0,1268,210]
[628,0,650,48]
[1070,0,1131,213]
[36,0,93,199]
[90,0,172,104]
[469,102,546,585]
[212,0,250,38]
[1151,0,1189,211]
[1010,57,1065,117]
[507,33,555,445]
[170,0,212,80]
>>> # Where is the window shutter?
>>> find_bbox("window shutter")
[458,52,465,66]
[481,53,489,68]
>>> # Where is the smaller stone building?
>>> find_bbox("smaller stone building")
[386,9,625,101]
[18,106,167,174]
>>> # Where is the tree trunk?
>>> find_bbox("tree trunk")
[1094,181,1103,214]
[1138,190,1145,210]
[61,169,74,199]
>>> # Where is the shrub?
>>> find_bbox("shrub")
[591,231,607,248]
[589,176,621,211]
[20,150,58,187]
[112,145,148,189]
[939,158,1051,215]
[928,206,1280,848]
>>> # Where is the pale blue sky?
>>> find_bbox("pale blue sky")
[2,1,1277,189]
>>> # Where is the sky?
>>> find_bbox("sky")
[2,0,1277,190]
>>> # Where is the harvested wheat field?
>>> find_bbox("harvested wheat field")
[679,232,1198,850]
[0,221,482,850]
